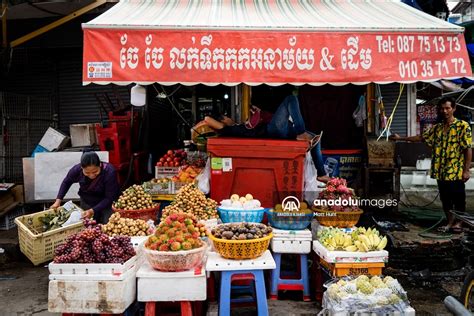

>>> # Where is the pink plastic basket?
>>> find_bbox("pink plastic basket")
[143,243,207,272]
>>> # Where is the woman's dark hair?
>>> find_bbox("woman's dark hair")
[80,151,101,168]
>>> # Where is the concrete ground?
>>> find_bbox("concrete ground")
[0,261,464,316]
[0,225,466,316]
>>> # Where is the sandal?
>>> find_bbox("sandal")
[307,131,323,152]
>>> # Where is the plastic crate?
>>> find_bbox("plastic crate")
[0,207,25,230]
[313,240,389,263]
[14,209,84,266]
[319,257,384,277]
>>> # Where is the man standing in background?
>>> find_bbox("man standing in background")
[391,97,472,232]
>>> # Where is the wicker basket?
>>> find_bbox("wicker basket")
[313,208,363,228]
[209,233,273,260]
[112,205,160,222]
[14,209,84,266]
[143,243,207,272]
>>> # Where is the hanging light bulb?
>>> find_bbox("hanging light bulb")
[131,84,146,106]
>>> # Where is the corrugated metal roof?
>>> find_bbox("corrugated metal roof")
[83,0,463,33]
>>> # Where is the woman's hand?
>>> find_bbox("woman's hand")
[82,209,94,219]
[51,199,61,209]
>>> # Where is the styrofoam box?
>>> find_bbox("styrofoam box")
[39,127,70,151]
[70,124,98,147]
[313,240,388,263]
[137,260,207,302]
[320,307,416,316]
[48,255,138,281]
[48,267,136,314]
[271,239,312,254]
[272,228,312,240]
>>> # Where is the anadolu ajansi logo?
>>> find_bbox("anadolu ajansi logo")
[282,196,301,212]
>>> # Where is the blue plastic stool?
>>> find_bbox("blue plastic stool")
[270,253,310,301]
[219,270,268,316]
[231,280,256,304]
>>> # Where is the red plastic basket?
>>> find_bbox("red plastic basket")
[112,204,160,222]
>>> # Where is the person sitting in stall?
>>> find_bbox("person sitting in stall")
[202,94,330,183]
[51,151,120,224]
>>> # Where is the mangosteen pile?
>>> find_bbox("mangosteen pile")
[211,223,272,240]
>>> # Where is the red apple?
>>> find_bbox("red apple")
[159,157,165,163]
[167,150,173,155]
[157,162,163,166]
[166,157,172,162]
[163,162,169,167]
[174,157,181,163]
[174,162,180,167]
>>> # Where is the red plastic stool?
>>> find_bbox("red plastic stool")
[145,301,193,316]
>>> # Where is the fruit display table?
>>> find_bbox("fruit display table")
[206,250,276,316]
[137,260,206,316]
[270,229,312,301]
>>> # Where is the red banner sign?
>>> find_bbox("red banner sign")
[83,29,472,85]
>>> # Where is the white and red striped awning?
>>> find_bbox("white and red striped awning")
[82,0,472,86]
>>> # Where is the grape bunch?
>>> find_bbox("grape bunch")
[54,226,136,264]
[83,217,97,228]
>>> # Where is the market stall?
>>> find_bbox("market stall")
[33,0,474,315]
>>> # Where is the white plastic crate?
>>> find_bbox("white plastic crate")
[271,239,312,254]
[137,260,207,302]
[48,267,136,314]
[313,240,389,263]
[0,207,25,230]
[48,255,139,281]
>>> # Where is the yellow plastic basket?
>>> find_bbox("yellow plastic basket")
[209,233,273,260]
[313,208,363,228]
[14,209,84,266]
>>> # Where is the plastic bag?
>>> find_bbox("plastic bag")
[303,152,320,205]
[321,276,411,314]
[197,158,211,194]
[61,201,84,227]
[62,210,82,227]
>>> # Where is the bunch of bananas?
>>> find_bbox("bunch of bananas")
[318,227,388,252]
[352,227,388,252]
[319,228,357,252]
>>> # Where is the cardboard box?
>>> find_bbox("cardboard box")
[70,124,98,147]
[0,185,24,216]
[39,127,70,151]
